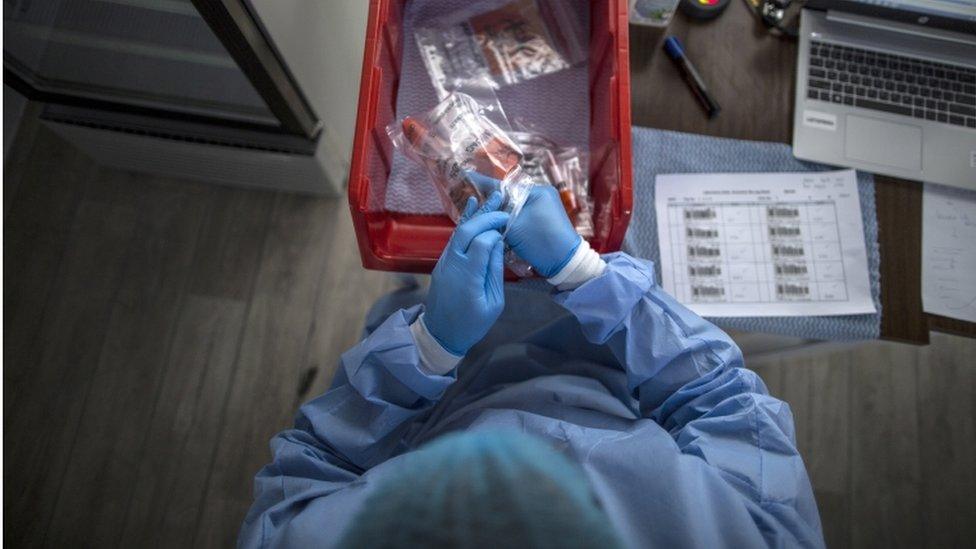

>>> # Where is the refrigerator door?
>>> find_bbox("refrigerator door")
[4,0,320,137]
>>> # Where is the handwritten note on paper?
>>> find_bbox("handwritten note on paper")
[922,183,976,323]
[655,169,876,317]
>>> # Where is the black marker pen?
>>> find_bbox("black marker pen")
[663,36,721,118]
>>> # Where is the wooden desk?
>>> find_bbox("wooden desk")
[628,2,976,344]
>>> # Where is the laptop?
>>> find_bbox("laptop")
[793,0,976,190]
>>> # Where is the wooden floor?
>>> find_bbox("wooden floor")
[749,336,976,549]
[3,125,397,548]
[4,124,975,548]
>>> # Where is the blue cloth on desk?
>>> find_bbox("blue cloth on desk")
[624,127,882,340]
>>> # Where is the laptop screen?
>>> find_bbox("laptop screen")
[847,0,976,22]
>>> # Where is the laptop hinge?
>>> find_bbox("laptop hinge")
[826,10,976,47]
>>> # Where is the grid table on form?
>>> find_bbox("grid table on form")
[655,170,876,317]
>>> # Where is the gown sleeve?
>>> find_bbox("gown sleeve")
[238,304,456,548]
[552,252,824,548]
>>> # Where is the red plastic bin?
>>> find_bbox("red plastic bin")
[348,0,633,273]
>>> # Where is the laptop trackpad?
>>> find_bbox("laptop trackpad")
[844,115,922,171]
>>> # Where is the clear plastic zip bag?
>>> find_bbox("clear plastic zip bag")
[511,130,594,239]
[414,0,587,99]
[387,91,538,275]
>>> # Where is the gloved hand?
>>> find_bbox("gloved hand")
[423,192,509,356]
[466,172,581,278]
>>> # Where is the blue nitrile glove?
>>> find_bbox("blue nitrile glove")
[467,172,581,278]
[423,191,509,356]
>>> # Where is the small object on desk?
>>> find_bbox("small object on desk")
[741,0,798,36]
[922,183,976,323]
[629,0,680,27]
[757,0,791,29]
[663,36,722,118]
[654,169,877,317]
[679,0,731,20]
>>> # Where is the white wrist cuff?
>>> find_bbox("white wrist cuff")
[546,239,607,291]
[410,313,462,375]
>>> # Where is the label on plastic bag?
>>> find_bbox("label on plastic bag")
[414,0,586,98]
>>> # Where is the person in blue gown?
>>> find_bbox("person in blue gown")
[238,179,825,548]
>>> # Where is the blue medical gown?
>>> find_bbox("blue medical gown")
[239,253,824,548]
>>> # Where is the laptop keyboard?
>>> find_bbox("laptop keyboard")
[806,41,976,129]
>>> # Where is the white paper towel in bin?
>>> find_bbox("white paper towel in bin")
[385,0,591,215]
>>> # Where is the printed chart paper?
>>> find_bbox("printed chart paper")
[655,169,876,317]
[922,183,976,323]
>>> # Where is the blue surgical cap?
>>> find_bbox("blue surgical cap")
[336,431,624,549]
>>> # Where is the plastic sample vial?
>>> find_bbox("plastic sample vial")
[629,0,679,26]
